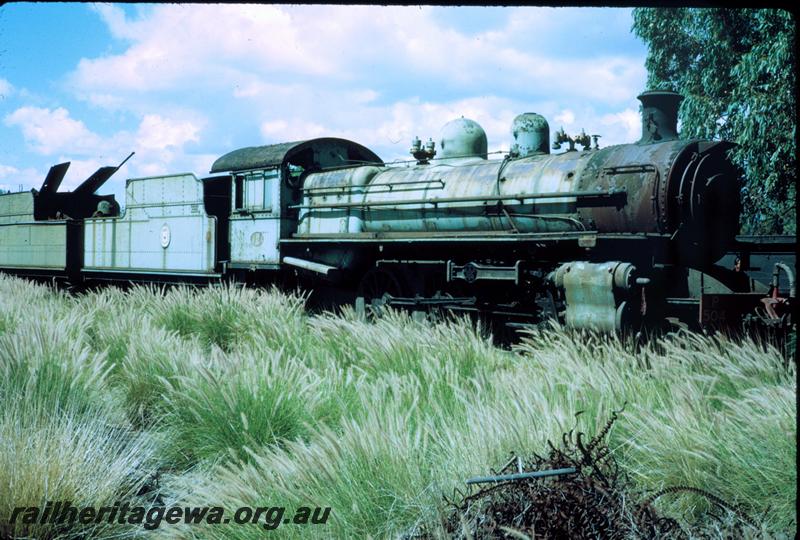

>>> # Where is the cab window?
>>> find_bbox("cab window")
[233,169,278,213]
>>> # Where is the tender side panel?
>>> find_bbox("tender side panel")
[83,173,217,273]
[0,221,68,270]
[0,192,35,224]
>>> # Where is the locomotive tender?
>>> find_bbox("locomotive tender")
[0,90,793,332]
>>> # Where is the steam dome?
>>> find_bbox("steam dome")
[512,113,550,157]
[439,118,488,159]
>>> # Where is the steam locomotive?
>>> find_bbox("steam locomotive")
[0,90,794,332]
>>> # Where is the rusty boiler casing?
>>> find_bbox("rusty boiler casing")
[574,91,740,267]
[576,137,740,267]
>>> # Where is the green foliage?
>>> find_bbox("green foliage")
[632,8,796,234]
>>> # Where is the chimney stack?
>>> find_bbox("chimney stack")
[637,90,683,144]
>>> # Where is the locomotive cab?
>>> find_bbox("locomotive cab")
[209,138,382,275]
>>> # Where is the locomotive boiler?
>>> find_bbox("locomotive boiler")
[297,92,739,267]
[277,90,753,331]
[0,90,793,333]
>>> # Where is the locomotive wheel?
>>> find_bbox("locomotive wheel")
[355,268,404,317]
[535,288,560,323]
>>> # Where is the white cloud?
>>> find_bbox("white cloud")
[0,163,62,193]
[0,78,13,97]
[71,6,645,109]
[372,96,520,155]
[555,110,575,126]
[251,93,520,160]
[53,157,111,191]
[3,102,211,195]
[260,119,326,142]
[135,161,170,178]
[130,114,205,177]
[5,6,648,195]
[0,164,19,178]
[5,104,204,157]
[232,82,265,99]
[189,153,221,176]
[4,107,105,155]
[136,114,201,150]
[84,93,126,109]
[90,4,136,40]
[249,88,645,162]
[74,4,330,94]
[350,89,379,105]
[600,108,641,144]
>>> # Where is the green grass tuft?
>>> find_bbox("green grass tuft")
[160,349,324,467]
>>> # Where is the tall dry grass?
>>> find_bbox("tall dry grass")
[0,274,794,539]
[0,276,161,539]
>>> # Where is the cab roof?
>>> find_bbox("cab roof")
[210,137,383,173]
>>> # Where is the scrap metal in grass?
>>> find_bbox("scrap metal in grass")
[420,405,761,539]
[465,467,577,485]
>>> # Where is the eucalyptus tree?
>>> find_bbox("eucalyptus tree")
[633,8,795,234]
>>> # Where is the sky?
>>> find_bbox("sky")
[0,4,649,201]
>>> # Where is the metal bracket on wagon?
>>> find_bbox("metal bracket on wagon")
[447,260,523,285]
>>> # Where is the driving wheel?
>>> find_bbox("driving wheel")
[355,268,404,317]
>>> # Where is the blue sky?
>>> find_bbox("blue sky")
[0,4,648,200]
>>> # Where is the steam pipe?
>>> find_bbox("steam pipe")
[290,188,626,210]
